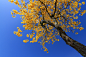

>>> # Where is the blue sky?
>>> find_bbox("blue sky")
[0,0,86,57]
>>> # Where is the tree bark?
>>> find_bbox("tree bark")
[41,20,86,57]
[38,0,86,56]
[57,27,86,57]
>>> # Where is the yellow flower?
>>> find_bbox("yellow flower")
[44,48,48,51]
[57,39,59,41]
[75,32,78,34]
[14,0,19,5]
[18,29,22,32]
[30,41,34,43]
[13,31,17,34]
[73,1,78,7]
[45,41,48,42]
[30,34,34,38]
[18,5,21,8]
[73,27,75,29]
[52,39,53,41]
[19,34,22,37]
[21,1,25,4]
[79,3,82,6]
[78,7,81,11]
[75,11,78,14]
[12,9,18,14]
[73,21,76,25]
[79,27,84,31]
[12,16,16,18]
[36,36,39,40]
[82,2,85,5]
[28,3,35,8]
[10,0,14,3]
[47,51,48,53]
[25,27,28,30]
[30,41,36,43]
[33,33,35,34]
[67,25,70,28]
[11,11,13,15]
[33,38,35,41]
[26,34,29,37]
[16,32,22,37]
[81,10,86,14]
[31,10,34,12]
[23,39,29,43]
[21,22,25,24]
[76,27,79,29]
[17,27,19,29]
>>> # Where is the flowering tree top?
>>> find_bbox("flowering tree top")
[9,0,86,53]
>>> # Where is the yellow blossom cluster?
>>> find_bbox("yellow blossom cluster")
[8,0,19,5]
[23,39,29,43]
[9,0,86,53]
[13,27,22,37]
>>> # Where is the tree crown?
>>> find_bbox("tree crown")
[9,0,86,53]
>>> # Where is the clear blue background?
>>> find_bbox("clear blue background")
[0,0,86,57]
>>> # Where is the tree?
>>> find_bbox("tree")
[9,0,86,56]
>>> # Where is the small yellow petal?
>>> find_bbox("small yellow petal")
[47,51,48,53]
[33,38,35,40]
[23,39,29,43]
[13,31,16,34]
[18,5,21,8]
[79,27,84,31]
[17,27,19,29]
[12,16,15,18]
[45,41,48,42]
[75,32,78,34]
[30,41,36,43]
[26,34,29,37]
[11,11,13,15]
[58,39,59,41]
[44,48,48,51]
[82,2,85,5]
[10,0,14,3]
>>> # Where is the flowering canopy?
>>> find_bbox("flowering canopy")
[9,0,86,53]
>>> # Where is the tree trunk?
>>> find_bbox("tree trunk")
[57,27,86,57]
[41,20,86,56]
[38,0,86,56]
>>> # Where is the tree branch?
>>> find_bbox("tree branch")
[41,20,86,57]
[38,0,86,56]
[38,0,51,18]
[51,0,57,17]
